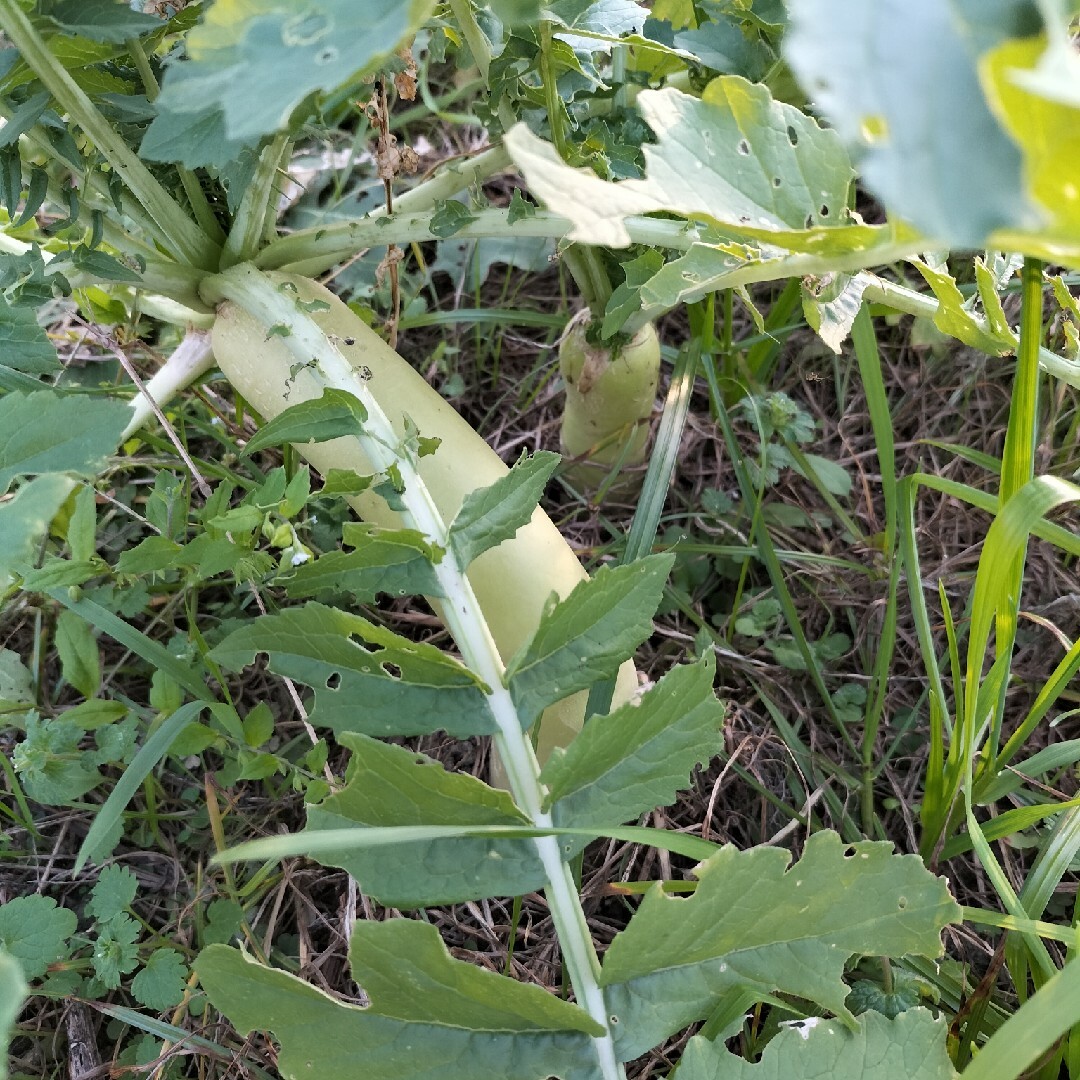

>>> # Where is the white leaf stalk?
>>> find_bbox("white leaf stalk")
[201,263,624,1080]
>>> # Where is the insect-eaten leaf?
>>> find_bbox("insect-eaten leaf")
[195,919,601,1080]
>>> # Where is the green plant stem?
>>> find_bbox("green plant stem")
[446,0,491,80]
[202,263,624,1080]
[0,0,217,268]
[222,134,290,268]
[986,256,1045,769]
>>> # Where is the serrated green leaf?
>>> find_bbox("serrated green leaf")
[242,388,367,456]
[210,603,497,739]
[784,0,1038,248]
[203,899,244,946]
[599,831,960,1060]
[542,653,723,824]
[195,921,601,1080]
[677,1008,955,1080]
[449,451,560,569]
[429,200,478,238]
[153,0,437,142]
[13,712,102,805]
[54,610,100,698]
[0,895,76,980]
[0,302,59,376]
[0,951,27,1080]
[0,392,129,494]
[847,977,923,1019]
[305,732,554,906]
[505,79,855,248]
[282,524,445,602]
[506,554,673,728]
[89,865,138,923]
[114,535,184,578]
[39,0,162,42]
[93,914,140,988]
[131,948,188,1011]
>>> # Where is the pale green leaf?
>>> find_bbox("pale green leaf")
[283,524,445,602]
[305,734,550,907]
[542,654,723,825]
[13,713,102,805]
[795,453,852,498]
[910,258,1016,355]
[506,554,673,728]
[600,831,960,1060]
[39,0,162,43]
[131,949,188,1011]
[154,0,437,142]
[784,0,1038,247]
[209,603,497,738]
[449,451,560,569]
[0,475,74,588]
[242,388,367,457]
[802,273,870,354]
[0,895,76,980]
[677,1009,955,1080]
[505,79,855,248]
[0,952,27,1080]
[54,610,100,698]
[0,648,33,706]
[981,36,1080,246]
[196,921,602,1080]
[0,392,129,494]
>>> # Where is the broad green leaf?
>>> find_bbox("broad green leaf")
[0,391,129,494]
[242,388,367,456]
[196,921,602,1080]
[784,0,1037,248]
[210,603,498,739]
[0,895,76,980]
[505,554,673,728]
[981,36,1080,247]
[73,701,208,873]
[677,1009,955,1080]
[0,474,74,588]
[505,79,855,248]
[542,654,723,825]
[0,648,33,707]
[131,949,188,1011]
[14,712,102,804]
[0,302,59,377]
[282,523,445,602]
[153,0,437,142]
[549,0,649,50]
[39,0,162,42]
[304,733,555,906]
[910,258,1016,355]
[449,450,560,569]
[600,831,959,1060]
[54,610,100,698]
[140,104,255,171]
[0,952,27,1080]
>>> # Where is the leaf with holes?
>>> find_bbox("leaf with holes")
[210,603,497,738]
[599,831,960,1061]
[505,79,857,249]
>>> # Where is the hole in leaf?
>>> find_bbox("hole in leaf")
[897,895,908,910]
[773,177,782,187]
[382,662,402,679]
[609,1015,620,1024]
[283,11,331,46]
[739,215,750,224]
[804,214,813,228]
[820,204,829,217]
[326,672,342,690]
[736,139,750,155]
[787,125,799,146]
[316,47,339,65]
[843,845,857,858]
